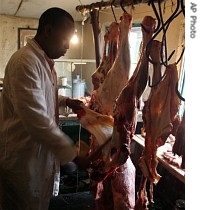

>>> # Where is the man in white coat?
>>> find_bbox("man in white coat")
[0,7,87,210]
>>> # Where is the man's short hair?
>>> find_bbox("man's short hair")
[37,7,74,34]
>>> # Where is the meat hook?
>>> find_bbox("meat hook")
[146,0,183,65]
[111,0,118,23]
[160,0,182,66]
[181,0,185,16]
[148,72,166,88]
[176,46,185,65]
[175,82,185,102]
[158,0,168,67]
[120,0,128,13]
[160,10,184,65]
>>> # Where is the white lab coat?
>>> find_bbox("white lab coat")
[0,39,76,210]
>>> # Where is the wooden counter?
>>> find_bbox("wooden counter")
[133,134,185,184]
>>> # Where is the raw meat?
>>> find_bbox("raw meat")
[91,22,119,90]
[89,12,133,116]
[172,111,185,169]
[107,15,157,171]
[135,63,181,209]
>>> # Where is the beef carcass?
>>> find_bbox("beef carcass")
[106,16,157,170]
[70,15,156,210]
[85,15,156,179]
[71,13,134,210]
[172,111,185,169]
[135,63,181,209]
[71,101,136,210]
[91,22,119,91]
[89,12,133,116]
[141,63,180,182]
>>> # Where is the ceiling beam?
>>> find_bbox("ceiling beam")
[76,0,165,14]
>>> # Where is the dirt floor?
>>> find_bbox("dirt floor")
[48,191,95,210]
[48,171,178,210]
[48,158,184,210]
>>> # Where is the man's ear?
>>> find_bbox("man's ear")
[44,24,53,37]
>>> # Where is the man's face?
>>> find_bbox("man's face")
[46,17,75,59]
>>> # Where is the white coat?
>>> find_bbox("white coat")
[0,39,77,210]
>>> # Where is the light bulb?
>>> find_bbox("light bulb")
[71,30,78,44]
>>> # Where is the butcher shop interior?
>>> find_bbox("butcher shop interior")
[0,0,186,209]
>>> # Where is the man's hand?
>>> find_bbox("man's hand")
[66,98,83,111]
[73,155,91,170]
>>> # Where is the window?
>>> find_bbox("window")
[129,24,142,78]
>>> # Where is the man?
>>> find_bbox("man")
[0,7,86,210]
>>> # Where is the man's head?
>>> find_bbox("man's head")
[35,7,75,59]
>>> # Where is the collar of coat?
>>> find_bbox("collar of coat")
[27,38,55,71]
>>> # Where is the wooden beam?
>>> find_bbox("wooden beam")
[76,0,165,14]
[90,9,101,68]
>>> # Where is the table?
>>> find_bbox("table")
[133,134,185,184]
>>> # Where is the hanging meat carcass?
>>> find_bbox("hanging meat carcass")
[70,12,134,210]
[99,16,156,210]
[91,22,119,91]
[89,12,133,116]
[106,16,157,170]
[69,15,156,210]
[87,15,157,178]
[88,13,135,210]
[84,12,134,183]
[135,63,181,210]
[172,110,185,169]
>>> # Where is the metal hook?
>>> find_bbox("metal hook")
[148,72,166,88]
[146,0,183,65]
[158,0,168,67]
[167,50,176,61]
[160,0,182,66]
[181,0,185,16]
[111,0,118,23]
[160,10,183,65]
[120,0,128,13]
[175,82,185,102]
[176,46,185,65]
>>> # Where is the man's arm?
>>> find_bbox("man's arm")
[12,60,77,165]
[58,95,83,110]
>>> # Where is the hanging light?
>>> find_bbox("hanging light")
[70,29,78,44]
